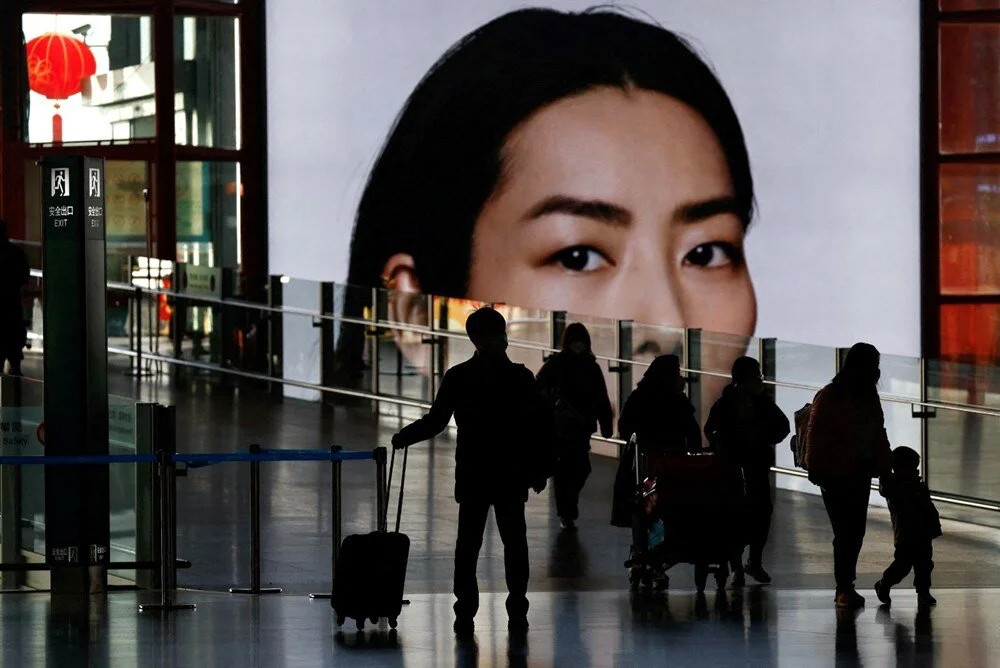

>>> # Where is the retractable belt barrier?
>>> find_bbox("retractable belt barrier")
[0,447,385,613]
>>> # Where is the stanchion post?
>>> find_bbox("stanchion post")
[230,443,281,595]
[310,445,343,600]
[139,436,194,612]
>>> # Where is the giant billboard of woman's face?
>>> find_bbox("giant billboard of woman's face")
[336,7,757,387]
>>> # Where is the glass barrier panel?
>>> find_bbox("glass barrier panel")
[0,376,46,580]
[926,405,1000,504]
[280,278,323,401]
[772,342,837,475]
[879,354,923,477]
[108,394,137,583]
[927,357,1000,410]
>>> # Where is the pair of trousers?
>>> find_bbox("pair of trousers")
[742,465,774,565]
[454,498,529,621]
[881,540,933,592]
[554,447,591,522]
[820,476,872,592]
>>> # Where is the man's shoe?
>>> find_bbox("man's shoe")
[508,617,529,634]
[454,618,475,637]
[917,591,937,607]
[744,562,771,584]
[874,579,891,605]
[835,590,865,609]
[559,518,576,530]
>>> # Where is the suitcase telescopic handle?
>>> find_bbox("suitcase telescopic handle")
[385,446,409,533]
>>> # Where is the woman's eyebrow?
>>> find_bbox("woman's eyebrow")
[524,195,631,227]
[674,196,740,223]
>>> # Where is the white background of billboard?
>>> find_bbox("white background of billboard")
[266,0,920,358]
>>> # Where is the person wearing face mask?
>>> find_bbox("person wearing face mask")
[804,342,892,609]
[392,307,553,637]
[704,356,790,585]
[536,323,613,530]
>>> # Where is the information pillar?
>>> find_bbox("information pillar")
[41,156,110,594]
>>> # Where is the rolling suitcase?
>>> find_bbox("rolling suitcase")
[332,447,410,630]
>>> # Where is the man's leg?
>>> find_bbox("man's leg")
[494,498,529,623]
[454,500,490,623]
[745,466,774,567]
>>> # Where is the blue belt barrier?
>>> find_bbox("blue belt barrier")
[174,449,375,464]
[0,454,157,465]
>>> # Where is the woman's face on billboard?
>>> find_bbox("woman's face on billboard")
[467,87,756,336]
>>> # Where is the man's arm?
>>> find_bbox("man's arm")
[765,399,791,445]
[392,371,456,448]
[592,363,614,438]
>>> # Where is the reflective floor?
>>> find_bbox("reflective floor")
[5,359,1000,666]
[1,587,998,667]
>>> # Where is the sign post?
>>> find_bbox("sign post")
[41,156,110,595]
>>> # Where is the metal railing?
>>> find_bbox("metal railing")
[16,263,1000,514]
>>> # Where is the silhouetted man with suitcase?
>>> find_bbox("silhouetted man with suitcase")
[392,307,552,637]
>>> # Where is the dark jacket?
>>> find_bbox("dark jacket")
[704,386,790,469]
[0,241,29,340]
[536,350,613,440]
[618,386,701,454]
[395,353,554,503]
[879,473,942,545]
[804,382,892,481]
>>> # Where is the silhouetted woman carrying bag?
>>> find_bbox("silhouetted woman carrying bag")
[805,342,891,609]
[537,323,613,529]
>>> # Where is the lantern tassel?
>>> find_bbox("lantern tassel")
[52,110,62,145]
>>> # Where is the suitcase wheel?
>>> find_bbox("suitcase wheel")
[356,618,364,631]
[389,617,398,629]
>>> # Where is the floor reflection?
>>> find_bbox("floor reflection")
[548,526,588,579]
[835,606,862,666]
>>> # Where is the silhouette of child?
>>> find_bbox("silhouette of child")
[874,446,942,607]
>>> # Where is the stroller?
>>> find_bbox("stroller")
[624,436,746,592]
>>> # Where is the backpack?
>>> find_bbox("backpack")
[790,403,812,470]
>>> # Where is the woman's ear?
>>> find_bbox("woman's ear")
[381,253,431,375]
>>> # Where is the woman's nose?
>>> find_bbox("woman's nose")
[612,262,685,329]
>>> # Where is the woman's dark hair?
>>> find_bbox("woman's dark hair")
[637,354,683,392]
[337,7,753,381]
[560,322,592,353]
[833,342,881,394]
[731,356,760,383]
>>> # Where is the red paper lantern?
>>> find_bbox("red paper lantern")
[26,32,97,100]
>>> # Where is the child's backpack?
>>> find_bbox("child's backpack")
[789,403,813,470]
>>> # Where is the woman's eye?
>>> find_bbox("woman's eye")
[549,246,610,272]
[684,242,742,268]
